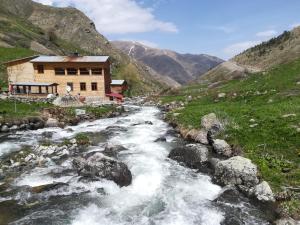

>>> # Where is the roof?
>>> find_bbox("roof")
[3,55,39,65]
[106,93,124,98]
[30,55,110,63]
[11,82,59,86]
[111,80,126,85]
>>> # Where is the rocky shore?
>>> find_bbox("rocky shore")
[158,103,300,225]
[0,105,124,133]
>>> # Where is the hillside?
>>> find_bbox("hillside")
[0,0,164,95]
[160,58,300,217]
[199,27,300,84]
[112,41,224,86]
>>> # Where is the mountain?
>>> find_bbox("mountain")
[112,41,224,86]
[0,0,165,95]
[199,27,300,84]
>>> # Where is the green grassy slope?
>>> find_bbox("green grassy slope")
[161,59,300,215]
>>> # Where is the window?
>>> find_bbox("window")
[37,65,44,74]
[67,68,77,75]
[55,68,65,75]
[67,82,73,91]
[91,68,102,75]
[79,68,90,75]
[80,82,86,91]
[91,82,98,91]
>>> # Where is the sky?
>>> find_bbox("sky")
[33,0,300,60]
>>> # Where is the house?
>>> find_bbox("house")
[111,80,128,94]
[5,55,112,99]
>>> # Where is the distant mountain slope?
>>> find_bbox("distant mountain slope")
[234,27,300,70]
[112,41,224,86]
[0,0,165,94]
[199,27,300,84]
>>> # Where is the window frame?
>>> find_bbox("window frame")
[79,68,90,76]
[54,67,65,75]
[91,82,98,91]
[37,65,44,74]
[80,82,87,91]
[91,68,102,75]
[66,68,78,75]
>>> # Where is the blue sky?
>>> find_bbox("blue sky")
[35,0,300,59]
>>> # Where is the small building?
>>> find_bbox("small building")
[5,55,112,99]
[111,80,128,95]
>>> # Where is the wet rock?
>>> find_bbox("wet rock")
[102,144,128,158]
[73,153,132,187]
[1,125,9,132]
[154,137,167,142]
[251,181,275,202]
[215,156,259,188]
[213,139,232,157]
[45,118,59,128]
[168,144,209,169]
[209,157,221,171]
[9,125,19,131]
[145,121,153,125]
[31,182,68,193]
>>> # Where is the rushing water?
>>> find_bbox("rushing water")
[0,106,272,225]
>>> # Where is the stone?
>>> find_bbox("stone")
[252,181,275,202]
[9,125,19,131]
[215,156,259,187]
[201,113,222,135]
[31,182,68,193]
[1,125,9,132]
[154,137,167,142]
[213,139,232,157]
[282,114,297,118]
[274,218,300,225]
[194,129,209,145]
[218,93,226,98]
[250,124,258,128]
[168,144,209,169]
[45,118,59,127]
[102,144,128,158]
[73,153,132,187]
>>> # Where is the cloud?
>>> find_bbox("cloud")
[33,0,178,34]
[256,30,277,38]
[223,40,261,58]
[134,40,159,48]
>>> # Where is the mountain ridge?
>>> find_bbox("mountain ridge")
[112,40,224,86]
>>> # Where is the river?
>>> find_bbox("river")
[0,105,272,225]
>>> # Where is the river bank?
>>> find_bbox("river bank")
[0,104,278,225]
[155,100,299,224]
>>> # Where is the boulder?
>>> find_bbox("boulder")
[201,113,222,131]
[252,181,275,202]
[215,156,259,187]
[274,218,300,225]
[31,182,68,193]
[1,125,9,132]
[194,129,209,145]
[45,118,59,127]
[168,144,209,169]
[73,153,132,187]
[102,144,128,158]
[154,137,167,142]
[213,139,232,157]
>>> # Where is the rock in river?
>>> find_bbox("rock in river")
[73,153,132,187]
[168,144,209,169]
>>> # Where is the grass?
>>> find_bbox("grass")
[0,100,51,120]
[161,58,300,215]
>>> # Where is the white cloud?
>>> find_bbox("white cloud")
[223,40,261,58]
[256,30,277,38]
[33,0,178,34]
